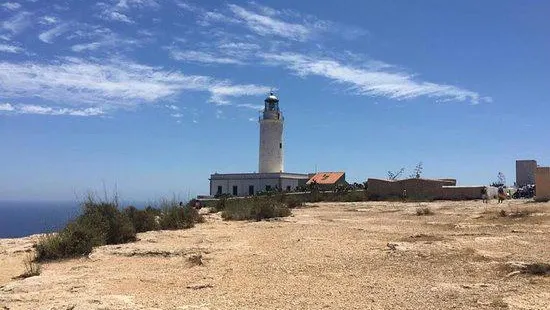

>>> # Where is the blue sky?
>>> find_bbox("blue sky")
[1,0,549,201]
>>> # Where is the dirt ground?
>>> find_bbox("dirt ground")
[1,200,549,310]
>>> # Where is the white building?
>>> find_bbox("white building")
[209,93,308,196]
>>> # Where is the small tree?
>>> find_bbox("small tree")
[492,172,506,187]
[387,168,405,180]
[409,162,423,179]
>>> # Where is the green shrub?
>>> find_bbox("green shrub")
[222,198,291,221]
[285,196,305,208]
[159,203,204,230]
[36,198,135,261]
[124,206,160,233]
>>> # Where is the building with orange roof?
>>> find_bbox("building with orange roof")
[306,172,347,191]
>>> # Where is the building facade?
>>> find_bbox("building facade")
[516,160,537,187]
[210,173,309,196]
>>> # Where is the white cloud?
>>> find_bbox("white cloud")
[169,49,244,65]
[98,0,159,23]
[103,11,134,23]
[0,103,15,111]
[165,104,179,110]
[0,58,269,112]
[0,103,104,116]
[2,2,21,10]
[70,28,141,52]
[0,43,23,53]
[237,103,263,110]
[38,24,68,43]
[38,16,58,25]
[219,42,260,50]
[1,11,31,34]
[228,4,310,41]
[262,52,489,104]
[170,113,183,118]
[16,104,104,116]
[71,42,102,52]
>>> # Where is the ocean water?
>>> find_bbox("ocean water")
[0,201,82,238]
[0,200,152,238]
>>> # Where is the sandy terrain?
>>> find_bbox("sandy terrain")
[1,200,549,309]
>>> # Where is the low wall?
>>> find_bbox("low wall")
[367,178,493,200]
[439,186,484,200]
[367,178,456,200]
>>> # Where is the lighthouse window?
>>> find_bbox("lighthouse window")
[279,143,282,149]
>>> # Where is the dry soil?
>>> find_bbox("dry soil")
[1,200,549,309]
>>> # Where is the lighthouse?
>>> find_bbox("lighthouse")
[209,92,309,197]
[259,92,284,173]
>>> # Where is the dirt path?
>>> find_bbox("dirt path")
[1,200,549,309]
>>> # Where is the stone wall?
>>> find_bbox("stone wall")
[535,167,550,201]
[367,178,456,200]
[367,178,490,200]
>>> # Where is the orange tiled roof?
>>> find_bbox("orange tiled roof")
[307,172,345,185]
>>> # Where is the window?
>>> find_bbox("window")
[248,185,254,196]
[286,185,291,192]
[265,185,271,191]
[232,185,238,196]
[279,142,282,149]
[217,186,222,195]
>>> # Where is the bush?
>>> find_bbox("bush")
[124,206,159,233]
[285,196,305,208]
[35,197,205,262]
[222,198,291,221]
[159,202,204,230]
[36,198,136,261]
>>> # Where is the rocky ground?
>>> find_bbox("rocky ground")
[1,200,549,310]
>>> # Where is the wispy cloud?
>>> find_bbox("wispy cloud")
[1,2,21,10]
[38,16,58,25]
[237,103,263,110]
[169,49,245,65]
[262,52,490,104]
[228,4,309,41]
[0,43,23,53]
[0,58,269,113]
[38,23,68,43]
[209,84,269,105]
[98,0,159,24]
[70,28,141,53]
[1,11,31,34]
[165,104,179,110]
[0,103,15,111]
[0,103,104,116]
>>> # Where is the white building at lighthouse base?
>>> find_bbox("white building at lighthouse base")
[209,172,309,196]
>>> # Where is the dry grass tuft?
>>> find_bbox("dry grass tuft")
[187,253,204,266]
[14,252,41,279]
[415,207,434,216]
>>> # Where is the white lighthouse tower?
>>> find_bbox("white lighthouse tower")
[259,92,284,173]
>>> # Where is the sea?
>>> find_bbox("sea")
[0,200,147,238]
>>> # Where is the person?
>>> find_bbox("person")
[402,189,407,202]
[497,187,505,203]
[481,186,488,203]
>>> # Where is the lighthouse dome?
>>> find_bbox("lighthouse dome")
[265,92,279,103]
